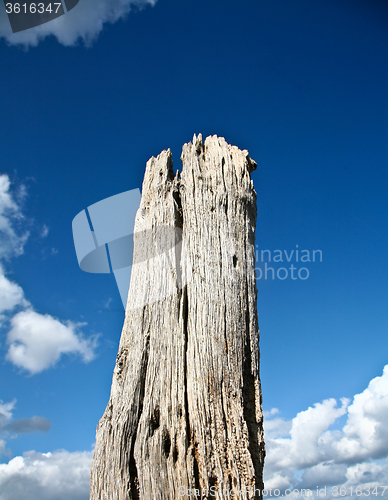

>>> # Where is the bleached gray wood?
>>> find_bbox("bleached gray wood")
[90,134,265,500]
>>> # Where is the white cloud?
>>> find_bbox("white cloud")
[264,364,388,495]
[6,309,98,374]
[264,408,280,418]
[263,414,292,439]
[0,0,157,48]
[40,225,49,239]
[0,265,29,314]
[0,450,92,500]
[0,401,16,428]
[0,177,30,312]
[0,174,98,374]
[0,175,29,260]
[335,365,388,462]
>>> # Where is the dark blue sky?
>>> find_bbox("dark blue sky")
[0,0,387,489]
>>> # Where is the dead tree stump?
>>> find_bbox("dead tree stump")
[90,134,265,500]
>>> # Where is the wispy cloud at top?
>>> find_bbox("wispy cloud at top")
[0,0,157,48]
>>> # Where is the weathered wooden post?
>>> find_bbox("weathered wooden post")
[90,134,265,499]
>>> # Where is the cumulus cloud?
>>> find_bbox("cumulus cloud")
[6,309,98,374]
[335,366,388,462]
[0,173,98,373]
[0,0,157,48]
[264,364,388,496]
[0,450,92,500]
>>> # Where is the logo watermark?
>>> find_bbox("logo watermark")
[4,0,80,33]
[177,485,388,498]
[255,245,323,281]
[73,191,324,309]
[72,189,190,310]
